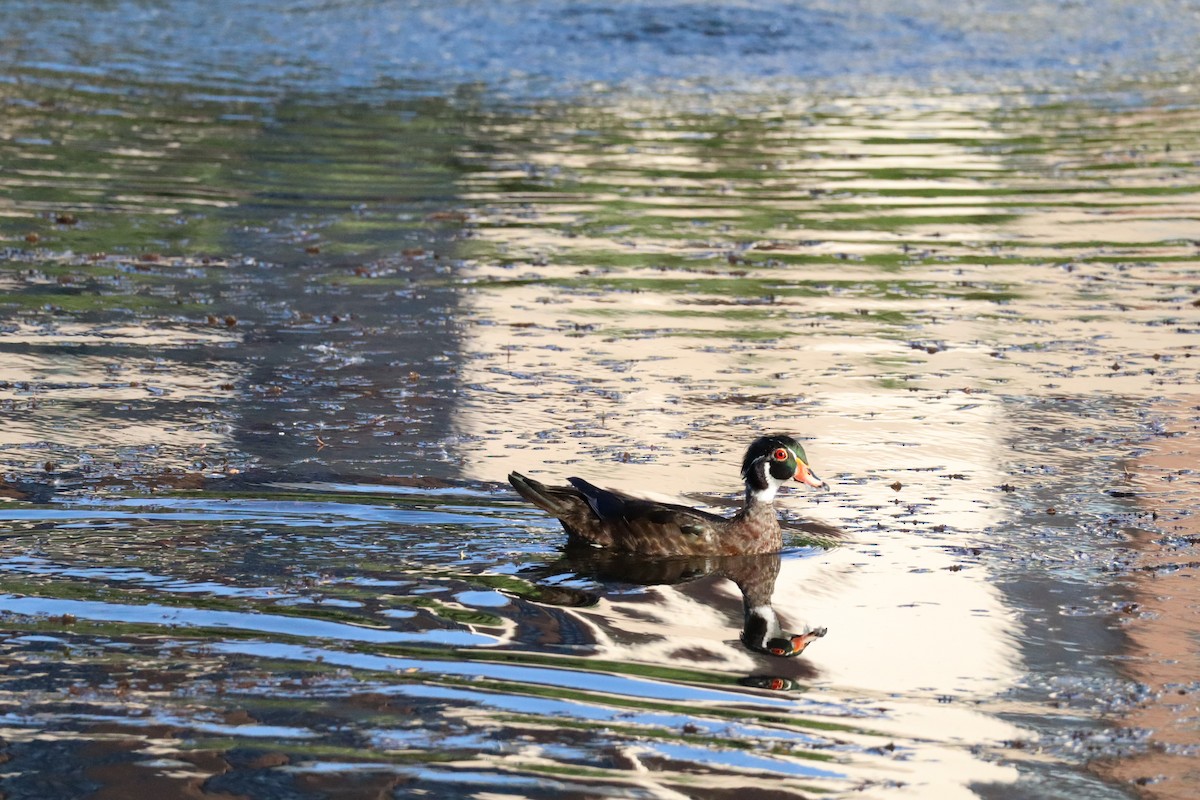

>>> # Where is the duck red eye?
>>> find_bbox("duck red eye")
[772,448,789,461]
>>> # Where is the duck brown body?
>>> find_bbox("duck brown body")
[507,434,827,558]
[508,473,785,556]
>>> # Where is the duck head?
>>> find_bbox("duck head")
[740,434,828,502]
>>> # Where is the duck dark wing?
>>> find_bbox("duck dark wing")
[510,472,730,555]
[567,478,724,537]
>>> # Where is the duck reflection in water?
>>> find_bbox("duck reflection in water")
[532,547,827,660]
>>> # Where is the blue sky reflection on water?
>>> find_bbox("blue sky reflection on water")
[0,594,497,645]
[4,0,1200,99]
[210,640,802,707]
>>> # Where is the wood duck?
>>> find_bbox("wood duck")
[508,434,828,557]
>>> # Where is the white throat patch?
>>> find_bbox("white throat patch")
[749,458,783,503]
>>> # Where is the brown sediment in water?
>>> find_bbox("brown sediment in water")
[1093,396,1200,799]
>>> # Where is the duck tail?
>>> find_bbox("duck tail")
[508,471,572,516]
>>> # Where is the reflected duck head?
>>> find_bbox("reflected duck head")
[742,603,828,658]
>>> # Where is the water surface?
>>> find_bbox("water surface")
[2,2,1200,798]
